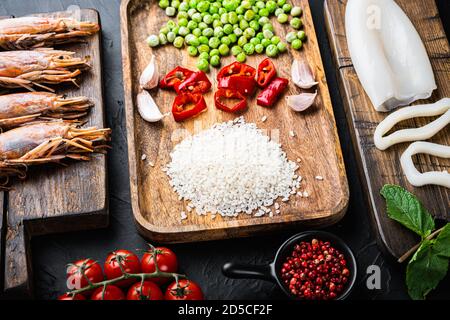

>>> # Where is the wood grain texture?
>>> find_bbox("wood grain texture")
[121,0,349,243]
[324,0,450,258]
[2,10,108,297]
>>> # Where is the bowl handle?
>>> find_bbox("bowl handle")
[222,262,275,282]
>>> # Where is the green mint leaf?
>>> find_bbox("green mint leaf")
[380,185,435,238]
[434,224,450,258]
[406,235,450,300]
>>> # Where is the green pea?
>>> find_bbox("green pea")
[172,26,180,35]
[166,20,176,30]
[197,1,209,12]
[159,0,169,9]
[231,45,242,56]
[210,55,221,67]
[277,13,288,24]
[192,28,202,37]
[199,51,209,60]
[243,43,255,55]
[171,0,180,9]
[239,20,249,30]
[189,0,198,9]
[193,12,203,22]
[203,14,213,24]
[209,37,221,49]
[290,17,303,29]
[259,8,269,17]
[221,36,231,46]
[177,11,189,20]
[166,7,177,17]
[235,6,245,15]
[244,10,255,21]
[241,0,252,9]
[220,13,229,24]
[210,48,220,56]
[228,12,239,24]
[255,1,265,9]
[291,39,303,50]
[271,36,280,45]
[179,2,189,11]
[258,18,269,28]
[277,42,287,53]
[277,0,286,6]
[250,37,260,45]
[223,0,239,12]
[228,33,237,43]
[187,20,197,30]
[244,28,255,39]
[178,26,190,36]
[214,26,224,38]
[198,44,210,53]
[187,8,197,17]
[234,28,243,36]
[266,1,277,13]
[223,24,234,35]
[160,26,170,35]
[159,33,168,45]
[202,27,213,37]
[286,32,297,43]
[198,22,208,30]
[197,58,209,72]
[254,43,264,53]
[266,44,278,57]
[236,52,246,62]
[187,46,198,56]
[238,35,248,47]
[261,38,271,47]
[274,8,284,16]
[256,32,264,40]
[173,36,184,48]
[297,30,307,41]
[185,34,196,45]
[213,20,223,28]
[263,29,273,39]
[146,35,160,47]
[291,6,302,17]
[198,35,209,45]
[218,43,230,56]
[282,3,292,13]
[212,13,220,21]
[167,31,176,42]
[209,3,219,14]
[262,23,274,32]
[249,20,260,31]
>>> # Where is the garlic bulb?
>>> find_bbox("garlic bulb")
[291,60,319,89]
[286,91,318,112]
[140,55,159,90]
[137,90,164,122]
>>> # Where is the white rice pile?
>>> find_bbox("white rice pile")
[165,117,300,218]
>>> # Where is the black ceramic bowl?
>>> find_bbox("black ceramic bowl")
[222,231,357,300]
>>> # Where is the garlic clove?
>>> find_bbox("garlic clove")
[291,60,319,89]
[286,91,318,112]
[137,90,164,122]
[140,54,159,90]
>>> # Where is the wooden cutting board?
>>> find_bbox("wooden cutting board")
[324,0,450,258]
[0,10,108,298]
[121,0,349,243]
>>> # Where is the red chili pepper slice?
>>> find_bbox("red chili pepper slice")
[160,66,194,90]
[175,71,212,94]
[257,58,277,88]
[217,61,256,96]
[257,77,289,108]
[214,88,247,113]
[172,93,207,122]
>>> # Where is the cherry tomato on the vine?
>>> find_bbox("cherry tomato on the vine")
[91,285,125,300]
[165,279,204,300]
[66,259,104,294]
[126,281,164,300]
[141,247,178,285]
[104,249,141,287]
[58,293,86,300]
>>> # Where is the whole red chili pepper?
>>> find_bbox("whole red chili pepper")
[172,93,207,122]
[217,61,256,96]
[214,89,247,113]
[257,58,277,88]
[160,66,194,90]
[175,71,212,94]
[257,77,289,107]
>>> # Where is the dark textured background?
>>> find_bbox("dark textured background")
[0,0,448,300]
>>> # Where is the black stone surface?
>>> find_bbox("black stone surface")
[0,0,448,300]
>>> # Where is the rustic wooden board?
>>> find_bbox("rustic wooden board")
[121,0,349,243]
[324,0,450,258]
[1,10,108,298]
